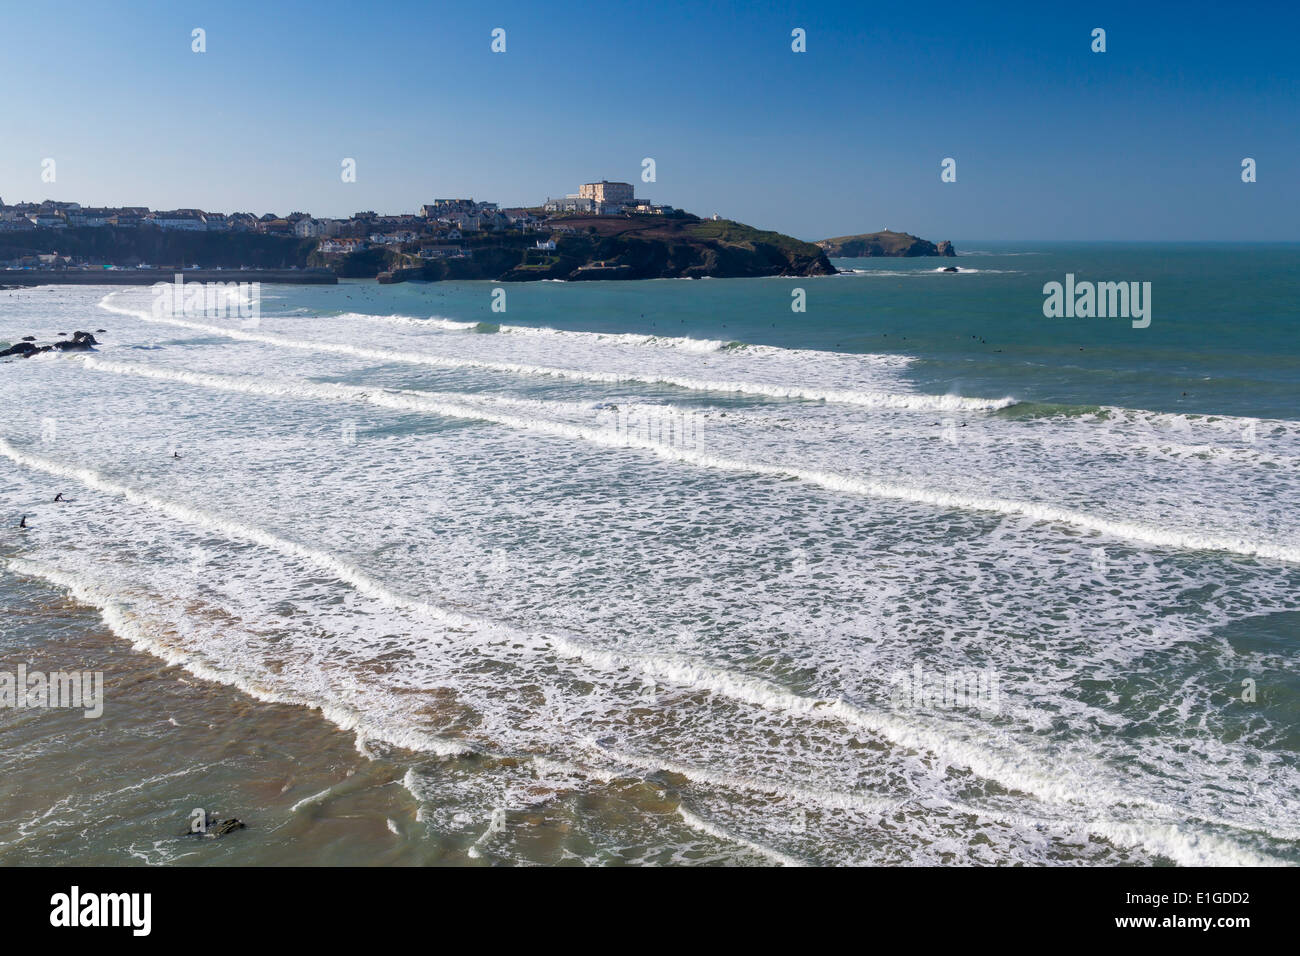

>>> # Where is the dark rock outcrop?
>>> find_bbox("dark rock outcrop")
[816,230,957,258]
[181,812,247,838]
[60,331,98,349]
[1,330,99,359]
[210,818,246,837]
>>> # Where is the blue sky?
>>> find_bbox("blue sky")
[2,0,1297,240]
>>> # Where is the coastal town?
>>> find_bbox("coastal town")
[0,181,677,273]
[0,178,844,283]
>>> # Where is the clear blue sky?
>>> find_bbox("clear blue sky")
[2,0,1297,240]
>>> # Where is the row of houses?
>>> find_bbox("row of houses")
[0,184,677,257]
[0,200,308,234]
[293,204,538,240]
[317,227,467,255]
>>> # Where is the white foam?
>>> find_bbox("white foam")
[944,800,1282,868]
[9,438,1273,852]
[675,805,806,866]
[341,311,735,352]
[4,557,473,758]
[334,313,481,332]
[97,295,1014,412]
[585,740,904,816]
[290,787,335,813]
[75,358,1300,564]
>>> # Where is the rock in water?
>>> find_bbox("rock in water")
[210,818,246,837]
[816,231,959,258]
[181,812,248,838]
[54,331,99,351]
[2,331,98,359]
[0,342,42,358]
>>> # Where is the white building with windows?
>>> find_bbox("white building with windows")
[150,210,207,231]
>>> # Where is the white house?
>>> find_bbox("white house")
[150,211,207,231]
[26,213,67,228]
[319,238,369,254]
[369,231,417,246]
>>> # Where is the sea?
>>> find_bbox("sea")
[0,241,1296,866]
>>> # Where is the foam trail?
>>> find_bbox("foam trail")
[3,557,472,757]
[584,740,904,815]
[676,805,806,866]
[939,800,1282,868]
[341,312,731,351]
[465,807,506,859]
[596,743,1280,866]
[97,295,1014,411]
[341,310,913,365]
[0,437,549,656]
[290,787,336,814]
[547,636,1296,850]
[83,356,595,417]
[333,314,482,332]
[79,357,1300,564]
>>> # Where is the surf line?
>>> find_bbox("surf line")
[78,356,1300,566]
[675,805,807,867]
[3,556,472,758]
[0,438,1285,848]
[0,438,545,647]
[584,740,1282,866]
[341,309,915,368]
[96,294,1014,412]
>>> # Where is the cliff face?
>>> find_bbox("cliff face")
[364,215,836,282]
[3,217,836,283]
[816,230,957,258]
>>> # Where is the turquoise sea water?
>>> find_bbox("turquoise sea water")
[0,242,1296,865]
[284,242,1300,417]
